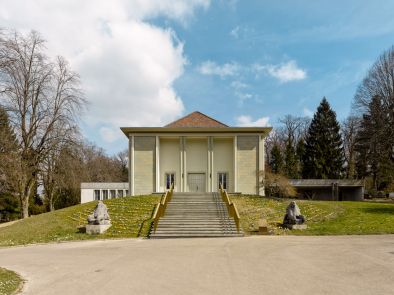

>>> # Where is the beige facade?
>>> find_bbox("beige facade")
[134,136,156,195]
[122,111,271,196]
[124,131,270,196]
[237,136,259,194]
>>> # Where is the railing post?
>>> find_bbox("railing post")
[219,183,241,233]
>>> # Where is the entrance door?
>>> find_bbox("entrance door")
[188,173,206,192]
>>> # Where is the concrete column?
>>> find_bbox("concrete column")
[210,137,214,192]
[233,136,237,192]
[258,135,265,196]
[207,136,214,192]
[155,136,160,192]
[183,137,187,192]
[207,137,211,192]
[179,137,183,192]
[129,135,134,196]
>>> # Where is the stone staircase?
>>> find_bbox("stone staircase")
[149,192,243,238]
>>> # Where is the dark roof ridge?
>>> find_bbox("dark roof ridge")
[164,111,229,128]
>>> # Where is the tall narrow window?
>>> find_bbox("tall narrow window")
[94,190,100,200]
[117,190,124,198]
[165,173,175,190]
[102,190,108,200]
[110,190,116,198]
[218,172,228,190]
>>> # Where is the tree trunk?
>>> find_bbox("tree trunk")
[20,196,29,218]
[49,196,55,212]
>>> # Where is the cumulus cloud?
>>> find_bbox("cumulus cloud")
[197,60,239,77]
[235,115,270,127]
[265,60,307,83]
[0,0,210,143]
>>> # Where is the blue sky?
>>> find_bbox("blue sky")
[2,0,394,155]
[167,0,394,126]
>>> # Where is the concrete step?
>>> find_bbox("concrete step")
[150,192,243,239]
[157,225,237,228]
[150,233,243,238]
[159,220,233,223]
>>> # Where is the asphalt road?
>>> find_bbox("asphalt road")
[0,235,393,295]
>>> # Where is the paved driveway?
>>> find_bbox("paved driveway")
[0,235,393,295]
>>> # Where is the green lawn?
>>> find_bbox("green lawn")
[1,194,393,247]
[0,195,160,247]
[231,195,394,235]
[0,268,23,295]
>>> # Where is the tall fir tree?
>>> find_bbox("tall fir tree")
[302,98,345,179]
[0,107,17,153]
[284,140,298,178]
[355,95,393,190]
[0,106,18,195]
[269,144,284,174]
[296,139,305,177]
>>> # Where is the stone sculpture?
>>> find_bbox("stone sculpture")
[87,201,111,225]
[283,201,307,229]
[86,201,111,234]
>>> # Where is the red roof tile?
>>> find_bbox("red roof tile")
[165,111,228,128]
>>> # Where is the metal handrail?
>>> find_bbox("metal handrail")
[152,183,174,233]
[219,183,241,232]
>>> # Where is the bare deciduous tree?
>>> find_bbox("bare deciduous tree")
[278,115,310,145]
[0,30,86,218]
[354,46,394,190]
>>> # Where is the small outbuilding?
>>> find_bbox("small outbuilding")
[289,179,364,201]
[81,182,128,204]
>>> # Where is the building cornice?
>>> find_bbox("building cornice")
[120,127,272,137]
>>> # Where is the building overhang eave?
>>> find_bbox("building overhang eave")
[120,127,272,137]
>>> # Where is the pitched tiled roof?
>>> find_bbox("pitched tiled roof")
[165,111,228,128]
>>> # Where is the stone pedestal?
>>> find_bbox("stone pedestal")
[86,224,112,235]
[284,224,307,230]
[258,219,269,234]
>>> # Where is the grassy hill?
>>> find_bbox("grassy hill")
[0,194,393,247]
[231,195,394,235]
[0,195,160,247]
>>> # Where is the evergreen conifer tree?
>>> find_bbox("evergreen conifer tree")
[302,98,345,179]
[270,144,284,174]
[0,106,18,195]
[355,95,393,190]
[296,139,305,177]
[0,106,17,155]
[284,141,298,178]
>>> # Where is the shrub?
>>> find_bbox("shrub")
[262,171,297,198]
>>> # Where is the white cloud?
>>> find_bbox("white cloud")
[197,60,239,78]
[230,80,248,89]
[265,60,307,83]
[0,0,210,144]
[235,115,270,127]
[99,127,122,143]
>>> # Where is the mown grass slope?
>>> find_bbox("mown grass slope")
[1,195,393,247]
[0,267,23,295]
[0,195,160,247]
[231,195,394,235]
